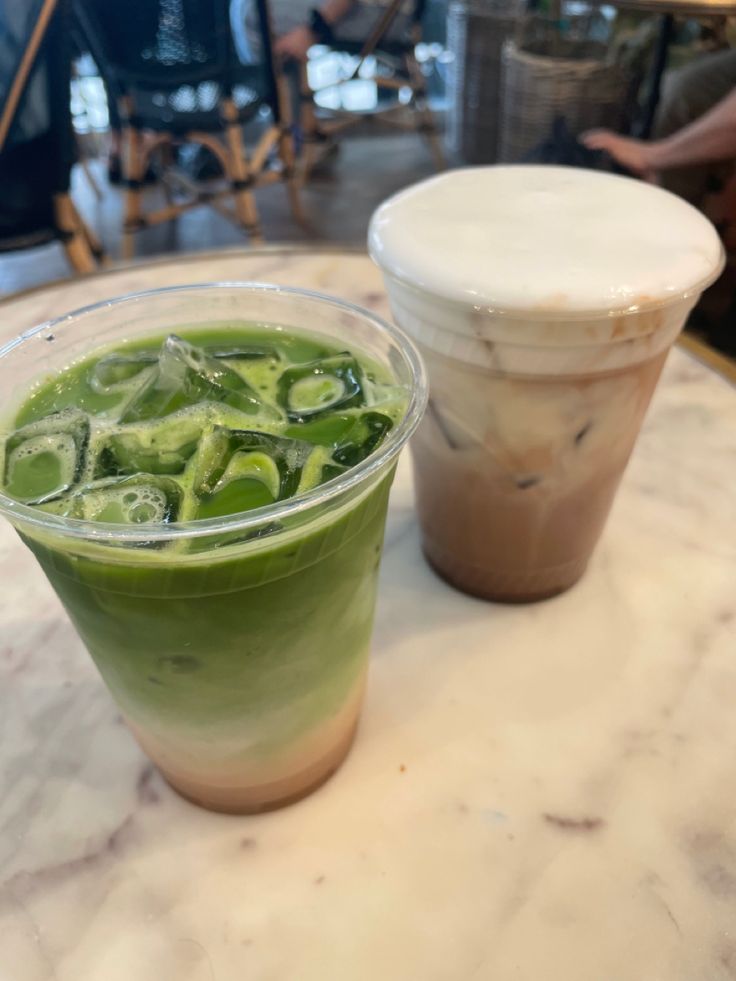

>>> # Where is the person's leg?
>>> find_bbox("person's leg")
[654,48,736,204]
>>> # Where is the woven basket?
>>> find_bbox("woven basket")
[446,0,523,165]
[498,37,630,163]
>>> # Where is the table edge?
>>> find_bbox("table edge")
[0,243,368,308]
[2,245,735,386]
[678,332,736,385]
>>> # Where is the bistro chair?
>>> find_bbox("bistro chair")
[74,0,304,258]
[299,0,445,180]
[0,0,103,275]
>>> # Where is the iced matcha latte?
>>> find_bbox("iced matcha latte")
[0,285,425,812]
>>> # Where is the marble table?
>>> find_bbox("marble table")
[2,248,736,981]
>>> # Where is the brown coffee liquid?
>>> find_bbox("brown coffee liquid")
[412,350,668,602]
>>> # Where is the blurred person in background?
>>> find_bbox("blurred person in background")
[583,49,736,355]
[582,48,736,208]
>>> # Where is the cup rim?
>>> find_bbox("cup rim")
[0,282,428,544]
[369,247,727,324]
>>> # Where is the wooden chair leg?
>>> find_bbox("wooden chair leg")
[79,213,107,266]
[405,53,445,171]
[272,66,309,228]
[76,141,103,201]
[280,124,310,229]
[71,139,106,262]
[221,99,263,243]
[297,62,323,184]
[74,218,105,266]
[54,193,98,274]
[122,104,145,260]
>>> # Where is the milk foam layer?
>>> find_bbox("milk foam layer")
[368,166,724,316]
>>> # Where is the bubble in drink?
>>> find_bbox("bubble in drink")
[2,408,89,504]
[59,474,182,523]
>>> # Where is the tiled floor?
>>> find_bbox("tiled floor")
[0,132,437,296]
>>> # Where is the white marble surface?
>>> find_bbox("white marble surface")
[1,249,736,981]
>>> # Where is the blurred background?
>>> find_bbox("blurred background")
[1,0,735,355]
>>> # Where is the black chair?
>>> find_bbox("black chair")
[0,0,103,273]
[299,0,445,180]
[73,0,304,257]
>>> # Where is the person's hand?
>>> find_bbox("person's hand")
[580,130,658,180]
[274,25,317,62]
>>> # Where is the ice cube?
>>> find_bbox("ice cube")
[96,412,203,477]
[190,426,233,495]
[120,335,279,423]
[283,412,357,447]
[2,409,89,504]
[365,379,406,412]
[89,352,157,394]
[63,475,182,524]
[319,462,349,483]
[331,411,393,467]
[277,353,365,422]
[193,427,316,518]
[204,344,279,361]
[285,409,393,481]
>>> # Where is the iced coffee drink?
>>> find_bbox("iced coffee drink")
[369,166,723,601]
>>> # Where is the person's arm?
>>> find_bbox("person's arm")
[274,0,357,61]
[581,86,736,176]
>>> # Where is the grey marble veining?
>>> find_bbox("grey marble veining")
[1,252,735,981]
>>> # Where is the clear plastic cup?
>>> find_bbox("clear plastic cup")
[370,167,725,602]
[0,284,427,812]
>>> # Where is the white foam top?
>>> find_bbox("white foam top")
[368,166,724,315]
